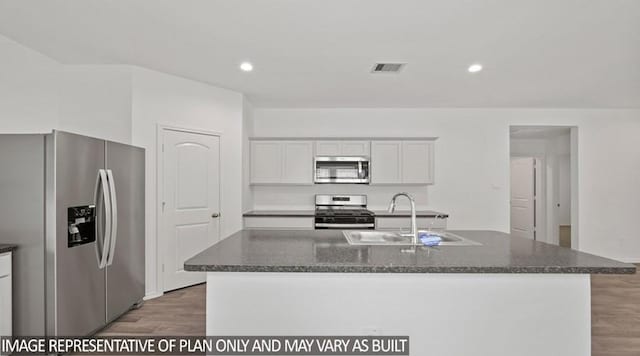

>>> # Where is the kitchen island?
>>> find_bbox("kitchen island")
[185,230,634,356]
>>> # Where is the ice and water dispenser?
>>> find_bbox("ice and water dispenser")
[67,205,96,247]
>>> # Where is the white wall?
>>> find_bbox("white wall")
[1,34,247,297]
[0,34,59,132]
[131,67,244,297]
[251,108,640,262]
[242,98,254,212]
[252,185,429,212]
[58,65,132,143]
[0,34,133,143]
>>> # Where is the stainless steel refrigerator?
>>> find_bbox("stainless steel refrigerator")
[0,130,145,336]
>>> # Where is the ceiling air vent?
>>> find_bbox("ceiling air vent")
[371,62,406,73]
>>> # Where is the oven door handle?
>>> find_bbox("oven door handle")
[315,223,375,229]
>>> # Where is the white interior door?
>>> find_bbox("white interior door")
[510,157,535,240]
[162,129,220,291]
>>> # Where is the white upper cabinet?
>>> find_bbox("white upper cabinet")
[250,140,313,185]
[282,141,314,184]
[250,141,283,184]
[371,141,403,184]
[251,138,433,186]
[402,141,434,184]
[315,140,370,156]
[314,141,341,156]
[340,141,370,156]
[371,140,434,185]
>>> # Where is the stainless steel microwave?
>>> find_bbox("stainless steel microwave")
[314,156,370,184]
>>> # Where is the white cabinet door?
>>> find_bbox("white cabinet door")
[315,141,370,156]
[250,140,313,184]
[250,141,283,184]
[371,141,402,184]
[282,141,313,184]
[315,141,341,156]
[371,140,434,185]
[0,253,11,337]
[244,217,314,230]
[402,141,434,184]
[341,141,370,156]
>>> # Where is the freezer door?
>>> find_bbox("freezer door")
[105,141,145,322]
[51,131,107,336]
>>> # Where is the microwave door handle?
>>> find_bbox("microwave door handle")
[106,169,118,266]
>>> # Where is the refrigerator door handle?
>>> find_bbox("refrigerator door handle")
[106,169,118,266]
[93,169,112,269]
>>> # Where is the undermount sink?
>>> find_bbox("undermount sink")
[343,230,481,247]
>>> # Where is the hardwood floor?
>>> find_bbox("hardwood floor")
[98,283,206,336]
[100,270,640,355]
[592,266,640,356]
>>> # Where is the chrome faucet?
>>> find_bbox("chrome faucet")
[388,192,418,245]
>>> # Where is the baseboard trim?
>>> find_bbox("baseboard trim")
[144,291,164,300]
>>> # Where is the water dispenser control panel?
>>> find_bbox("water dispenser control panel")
[68,205,96,247]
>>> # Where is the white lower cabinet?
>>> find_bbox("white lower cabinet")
[244,217,314,230]
[376,217,447,230]
[0,252,12,337]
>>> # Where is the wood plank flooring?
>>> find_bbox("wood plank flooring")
[98,283,206,336]
[591,266,640,356]
[100,270,640,355]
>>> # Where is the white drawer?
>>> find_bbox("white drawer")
[0,252,11,278]
[376,217,447,230]
[244,217,314,230]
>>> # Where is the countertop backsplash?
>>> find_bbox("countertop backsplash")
[250,184,430,211]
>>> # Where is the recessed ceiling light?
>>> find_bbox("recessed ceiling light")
[240,62,253,72]
[468,64,483,73]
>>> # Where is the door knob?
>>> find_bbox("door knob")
[211,213,220,218]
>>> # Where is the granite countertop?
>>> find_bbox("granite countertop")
[184,230,636,274]
[0,244,17,254]
[242,210,448,218]
[243,210,316,217]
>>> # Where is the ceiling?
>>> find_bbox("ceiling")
[0,0,638,108]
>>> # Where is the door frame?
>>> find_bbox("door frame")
[156,124,222,294]
[508,125,579,249]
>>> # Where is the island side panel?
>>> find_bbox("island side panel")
[206,273,590,356]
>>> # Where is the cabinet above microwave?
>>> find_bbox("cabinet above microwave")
[314,156,370,184]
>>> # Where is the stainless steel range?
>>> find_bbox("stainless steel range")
[314,194,375,229]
